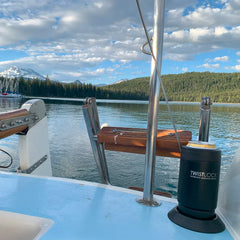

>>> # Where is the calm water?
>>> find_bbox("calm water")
[0,97,240,196]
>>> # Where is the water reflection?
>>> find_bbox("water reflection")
[0,98,24,111]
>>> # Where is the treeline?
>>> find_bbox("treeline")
[102,72,240,103]
[17,76,147,100]
[18,77,98,98]
[4,72,240,103]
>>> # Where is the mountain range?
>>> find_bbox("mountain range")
[0,66,45,80]
[0,66,128,86]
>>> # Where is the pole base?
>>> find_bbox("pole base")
[168,207,225,233]
[136,197,161,207]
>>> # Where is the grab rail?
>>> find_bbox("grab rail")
[0,109,29,139]
[82,98,110,185]
[0,99,47,139]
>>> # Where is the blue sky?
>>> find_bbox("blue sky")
[0,0,240,84]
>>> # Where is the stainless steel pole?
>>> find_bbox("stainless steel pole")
[198,97,212,142]
[137,0,165,206]
[82,98,110,185]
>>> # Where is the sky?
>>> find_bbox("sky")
[0,0,240,85]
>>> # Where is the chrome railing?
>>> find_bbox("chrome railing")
[198,97,212,142]
[82,98,110,185]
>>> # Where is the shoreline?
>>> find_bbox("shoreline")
[23,96,240,106]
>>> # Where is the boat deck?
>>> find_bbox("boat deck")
[0,172,234,240]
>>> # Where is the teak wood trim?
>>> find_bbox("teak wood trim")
[0,109,28,140]
[0,109,28,121]
[98,127,192,158]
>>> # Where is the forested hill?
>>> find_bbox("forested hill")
[101,72,240,103]
[13,72,240,103]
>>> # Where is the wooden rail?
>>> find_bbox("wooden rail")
[98,127,192,158]
[0,109,28,140]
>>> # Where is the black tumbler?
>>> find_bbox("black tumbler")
[168,143,225,233]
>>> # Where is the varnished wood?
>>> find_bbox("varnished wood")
[98,127,192,158]
[0,109,28,121]
[0,125,28,140]
[0,109,29,140]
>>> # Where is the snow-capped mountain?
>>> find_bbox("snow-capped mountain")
[0,66,45,80]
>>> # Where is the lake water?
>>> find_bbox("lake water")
[0,97,240,196]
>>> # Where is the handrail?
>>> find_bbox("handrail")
[0,99,47,140]
[98,127,191,158]
[0,108,28,121]
[82,98,110,185]
[0,109,29,139]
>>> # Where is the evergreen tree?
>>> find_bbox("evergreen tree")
[8,72,240,103]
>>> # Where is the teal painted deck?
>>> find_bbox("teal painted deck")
[0,172,234,240]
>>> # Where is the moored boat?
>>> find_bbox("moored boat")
[0,92,22,98]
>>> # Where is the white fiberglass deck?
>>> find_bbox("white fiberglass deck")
[0,172,234,240]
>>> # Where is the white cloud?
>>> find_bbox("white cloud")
[167,2,240,31]
[232,65,240,71]
[182,67,188,72]
[198,63,220,69]
[164,0,240,62]
[94,2,104,9]
[189,28,211,42]
[164,53,193,61]
[1,0,240,83]
[65,72,83,78]
[214,56,229,62]
[215,27,228,36]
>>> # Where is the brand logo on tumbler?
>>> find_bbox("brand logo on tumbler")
[190,170,217,180]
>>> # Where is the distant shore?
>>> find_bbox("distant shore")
[24,96,240,106]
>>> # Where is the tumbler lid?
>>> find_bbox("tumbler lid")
[187,141,216,149]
